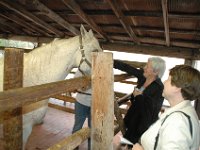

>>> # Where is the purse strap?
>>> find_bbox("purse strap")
[154,111,193,150]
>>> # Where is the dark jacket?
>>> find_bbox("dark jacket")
[114,60,164,144]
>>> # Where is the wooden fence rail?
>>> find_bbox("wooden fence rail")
[0,76,90,120]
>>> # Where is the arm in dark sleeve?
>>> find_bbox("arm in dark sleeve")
[134,84,164,134]
[114,60,144,79]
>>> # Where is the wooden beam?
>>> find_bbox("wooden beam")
[121,60,146,68]
[101,42,200,60]
[114,74,133,82]
[0,76,90,113]
[120,80,137,85]
[162,0,170,46]
[0,34,55,44]
[22,0,80,35]
[106,0,140,44]
[184,59,196,67]
[48,127,90,150]
[133,26,200,36]
[0,13,49,37]
[140,37,200,49]
[3,48,23,150]
[0,16,25,35]
[1,33,200,60]
[169,14,200,20]
[91,52,114,150]
[62,0,108,40]
[115,91,126,98]
[0,0,64,37]
[48,103,74,114]
[52,95,76,103]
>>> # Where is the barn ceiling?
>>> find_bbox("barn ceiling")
[0,0,200,60]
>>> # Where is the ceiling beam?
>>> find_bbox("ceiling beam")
[21,0,80,36]
[1,34,200,60]
[99,25,200,36]
[140,37,200,49]
[0,13,50,37]
[101,42,200,60]
[0,16,23,35]
[106,0,140,44]
[62,0,109,40]
[162,0,170,46]
[0,34,55,44]
[0,0,64,37]
[133,26,200,35]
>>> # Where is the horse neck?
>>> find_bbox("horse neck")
[23,36,80,86]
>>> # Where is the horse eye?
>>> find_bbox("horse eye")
[92,49,99,52]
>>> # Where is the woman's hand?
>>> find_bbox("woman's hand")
[133,87,142,97]
[132,143,144,150]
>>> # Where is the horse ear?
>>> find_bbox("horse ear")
[88,29,94,38]
[80,25,87,37]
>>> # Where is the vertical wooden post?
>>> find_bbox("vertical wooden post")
[184,59,195,67]
[91,52,114,150]
[3,48,23,150]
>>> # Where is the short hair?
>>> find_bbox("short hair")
[148,57,166,78]
[170,65,200,100]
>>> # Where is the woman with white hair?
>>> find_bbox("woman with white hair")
[114,57,166,146]
[132,65,200,150]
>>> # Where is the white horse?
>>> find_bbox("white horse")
[0,25,102,148]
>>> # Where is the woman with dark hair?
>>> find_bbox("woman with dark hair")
[132,65,200,150]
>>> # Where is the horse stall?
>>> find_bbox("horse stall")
[0,47,146,150]
[0,48,121,150]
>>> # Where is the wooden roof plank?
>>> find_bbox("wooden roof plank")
[62,0,109,40]
[106,0,140,44]
[0,13,49,36]
[0,0,64,37]
[23,0,80,36]
[101,42,200,60]
[162,0,170,46]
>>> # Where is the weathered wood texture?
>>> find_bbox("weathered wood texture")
[48,103,74,114]
[3,48,23,150]
[3,48,23,90]
[48,127,90,150]
[114,74,133,82]
[52,95,76,103]
[91,52,114,150]
[0,76,90,114]
[102,42,200,60]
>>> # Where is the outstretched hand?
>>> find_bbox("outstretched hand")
[132,143,144,150]
[133,87,142,97]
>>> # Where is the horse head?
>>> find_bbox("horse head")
[75,25,103,75]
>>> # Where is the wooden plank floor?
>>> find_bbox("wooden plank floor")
[25,107,120,150]
[25,107,88,150]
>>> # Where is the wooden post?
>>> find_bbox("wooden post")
[3,48,23,150]
[91,52,114,150]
